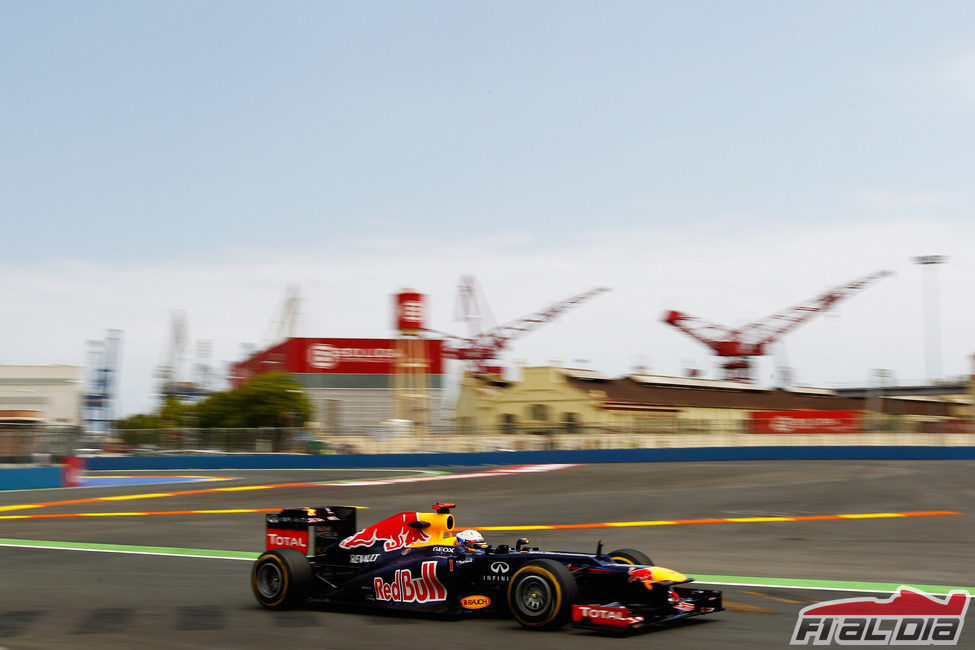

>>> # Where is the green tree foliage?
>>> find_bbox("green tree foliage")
[115,413,165,447]
[159,396,192,427]
[196,390,242,428]
[115,413,163,430]
[116,373,312,430]
[225,372,312,428]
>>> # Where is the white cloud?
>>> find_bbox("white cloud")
[851,190,962,213]
[939,51,975,102]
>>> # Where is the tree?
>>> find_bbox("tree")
[115,412,165,448]
[196,373,312,429]
[195,390,243,428]
[114,373,312,448]
[116,413,163,430]
[159,396,193,428]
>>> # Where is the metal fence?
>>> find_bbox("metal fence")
[0,425,81,463]
[2,418,974,464]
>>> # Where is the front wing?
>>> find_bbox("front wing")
[571,587,723,634]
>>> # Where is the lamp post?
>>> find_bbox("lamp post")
[913,255,948,383]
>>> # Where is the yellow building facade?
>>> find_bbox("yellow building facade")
[455,366,971,435]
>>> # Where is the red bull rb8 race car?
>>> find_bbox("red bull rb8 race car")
[251,503,722,633]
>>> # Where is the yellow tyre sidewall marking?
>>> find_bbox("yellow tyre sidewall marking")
[508,565,563,628]
[252,553,289,608]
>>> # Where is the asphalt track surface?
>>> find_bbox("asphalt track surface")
[1,460,973,649]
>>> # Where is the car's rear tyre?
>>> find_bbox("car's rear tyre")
[252,549,313,609]
[507,559,578,630]
[608,548,653,566]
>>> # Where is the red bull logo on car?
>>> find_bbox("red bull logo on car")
[373,561,447,603]
[627,567,656,583]
[626,565,687,588]
[339,512,431,552]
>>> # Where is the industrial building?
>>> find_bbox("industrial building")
[228,285,610,434]
[0,365,82,461]
[455,366,973,435]
[228,281,974,437]
[231,336,446,432]
[0,365,83,426]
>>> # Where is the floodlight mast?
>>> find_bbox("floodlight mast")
[913,255,948,382]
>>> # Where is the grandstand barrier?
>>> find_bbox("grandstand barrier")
[0,466,63,491]
[78,445,975,471]
[2,441,974,490]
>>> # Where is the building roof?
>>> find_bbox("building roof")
[562,372,953,416]
[562,368,612,381]
[629,372,768,392]
[0,409,44,423]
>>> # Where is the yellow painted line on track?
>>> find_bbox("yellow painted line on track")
[0,469,961,528]
[0,508,281,519]
[213,485,279,492]
[741,590,815,605]
[73,509,276,517]
[0,481,316,512]
[0,509,961,523]
[100,493,176,501]
[476,511,961,531]
[723,600,779,615]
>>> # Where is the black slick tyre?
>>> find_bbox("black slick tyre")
[251,549,313,609]
[506,559,578,630]
[608,548,653,566]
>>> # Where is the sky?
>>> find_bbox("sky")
[2,1,974,418]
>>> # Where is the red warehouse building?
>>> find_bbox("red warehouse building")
[231,337,446,431]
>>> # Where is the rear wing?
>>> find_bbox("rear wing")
[265,506,358,557]
[337,502,458,553]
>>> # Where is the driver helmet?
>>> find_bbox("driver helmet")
[455,529,486,549]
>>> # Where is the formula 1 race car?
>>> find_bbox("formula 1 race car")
[251,503,722,633]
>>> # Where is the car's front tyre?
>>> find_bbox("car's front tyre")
[507,560,578,630]
[607,547,653,566]
[252,549,313,609]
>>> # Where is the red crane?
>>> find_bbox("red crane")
[427,275,609,372]
[662,270,892,381]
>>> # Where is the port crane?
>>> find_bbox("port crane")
[662,270,891,381]
[427,275,609,372]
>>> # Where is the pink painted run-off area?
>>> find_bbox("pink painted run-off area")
[316,464,580,487]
